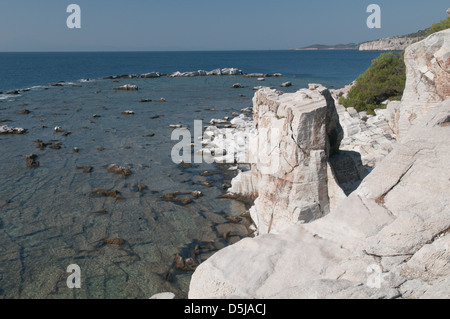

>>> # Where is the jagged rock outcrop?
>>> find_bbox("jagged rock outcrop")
[189,29,450,300]
[169,68,243,77]
[226,84,343,235]
[189,99,450,299]
[0,125,26,134]
[359,36,421,51]
[395,29,450,138]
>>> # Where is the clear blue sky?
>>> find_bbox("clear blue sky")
[0,0,448,51]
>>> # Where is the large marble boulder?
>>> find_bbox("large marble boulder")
[227,85,343,234]
[189,99,450,299]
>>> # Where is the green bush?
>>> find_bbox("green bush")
[426,17,450,37]
[339,52,406,114]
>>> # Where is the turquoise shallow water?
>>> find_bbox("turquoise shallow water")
[0,51,384,299]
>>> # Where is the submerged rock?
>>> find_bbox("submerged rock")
[77,166,93,173]
[137,184,148,192]
[107,164,132,177]
[25,154,39,168]
[175,196,193,205]
[191,191,203,198]
[92,188,124,200]
[174,254,198,271]
[103,238,126,246]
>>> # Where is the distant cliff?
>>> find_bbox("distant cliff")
[359,36,422,51]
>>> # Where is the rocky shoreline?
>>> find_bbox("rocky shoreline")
[0,67,284,102]
[188,29,450,299]
[359,36,422,51]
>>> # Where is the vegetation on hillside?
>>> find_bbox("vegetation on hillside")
[339,52,406,115]
[426,17,450,37]
[339,16,449,115]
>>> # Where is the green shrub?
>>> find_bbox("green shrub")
[339,52,406,113]
[426,17,450,37]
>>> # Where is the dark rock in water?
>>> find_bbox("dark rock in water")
[175,196,192,205]
[151,115,160,119]
[90,209,107,215]
[146,133,155,137]
[225,215,243,224]
[163,192,182,202]
[137,184,148,192]
[200,171,221,177]
[201,181,213,188]
[103,238,125,246]
[174,254,185,270]
[97,146,105,151]
[19,109,31,115]
[140,99,152,103]
[34,140,52,150]
[107,164,132,177]
[174,254,199,271]
[92,188,124,200]
[191,191,203,198]
[0,199,10,207]
[92,114,101,118]
[6,90,20,95]
[77,166,93,173]
[49,141,63,149]
[222,183,232,190]
[51,83,64,87]
[26,154,39,168]
[163,270,174,282]
[179,161,192,169]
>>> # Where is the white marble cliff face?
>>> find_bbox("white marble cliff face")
[396,29,450,138]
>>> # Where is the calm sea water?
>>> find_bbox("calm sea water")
[0,50,383,92]
[0,50,383,299]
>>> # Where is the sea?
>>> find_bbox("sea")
[0,50,384,298]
